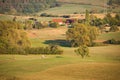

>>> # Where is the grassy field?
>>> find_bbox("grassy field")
[0,14,54,22]
[0,45,120,80]
[38,4,104,14]
[0,27,120,80]
[57,0,107,6]
[97,31,120,41]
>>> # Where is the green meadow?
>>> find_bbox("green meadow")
[38,4,104,14]
[57,0,107,6]
[0,28,120,80]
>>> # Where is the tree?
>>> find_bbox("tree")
[107,0,112,5]
[74,45,89,58]
[115,13,120,26]
[0,21,31,54]
[66,23,99,47]
[85,10,90,25]
[103,13,118,26]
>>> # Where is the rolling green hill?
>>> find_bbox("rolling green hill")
[57,0,108,6]
[38,4,104,14]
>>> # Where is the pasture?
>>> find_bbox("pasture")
[38,4,104,14]
[57,0,107,6]
[0,45,120,80]
[0,27,120,80]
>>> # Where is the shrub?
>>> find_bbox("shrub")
[25,45,63,55]
[104,39,120,44]
[91,42,108,47]
[109,26,119,32]
[49,22,59,28]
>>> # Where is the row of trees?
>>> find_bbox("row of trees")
[66,10,119,58]
[0,21,30,53]
[0,0,60,14]
[66,23,99,47]
[0,21,63,54]
[78,10,120,32]
[66,23,99,58]
[107,0,120,5]
[84,10,120,27]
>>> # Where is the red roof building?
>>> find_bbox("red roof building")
[52,18,63,25]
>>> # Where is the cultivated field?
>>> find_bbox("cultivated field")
[0,27,120,80]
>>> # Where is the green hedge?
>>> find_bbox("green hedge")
[0,45,63,55]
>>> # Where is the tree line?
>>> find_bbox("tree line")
[0,0,60,14]
[0,21,63,54]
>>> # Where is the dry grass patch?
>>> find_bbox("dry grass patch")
[23,63,120,80]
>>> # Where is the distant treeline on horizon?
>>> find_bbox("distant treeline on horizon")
[0,0,59,14]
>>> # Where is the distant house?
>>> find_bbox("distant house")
[66,19,75,24]
[52,18,63,25]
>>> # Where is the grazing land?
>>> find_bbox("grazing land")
[0,27,120,80]
[39,4,105,14]
[0,0,120,79]
[57,0,107,6]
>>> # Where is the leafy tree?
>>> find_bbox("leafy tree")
[115,13,120,26]
[85,10,90,25]
[107,0,113,5]
[0,21,31,54]
[103,13,118,26]
[75,45,89,58]
[66,23,99,47]
[88,26,99,45]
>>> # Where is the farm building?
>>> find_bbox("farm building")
[52,18,64,25]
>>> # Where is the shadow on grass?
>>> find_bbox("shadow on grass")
[44,39,71,47]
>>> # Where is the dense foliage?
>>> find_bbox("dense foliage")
[26,45,63,55]
[49,22,59,28]
[66,23,99,47]
[104,39,120,44]
[0,0,58,14]
[0,21,31,54]
[75,45,89,58]
[0,21,63,54]
[107,0,120,5]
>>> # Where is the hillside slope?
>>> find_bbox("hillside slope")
[0,0,57,14]
[57,0,107,6]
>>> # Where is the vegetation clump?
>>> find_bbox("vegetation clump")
[109,26,119,32]
[104,39,120,44]
[66,23,99,47]
[26,44,63,55]
[75,45,89,58]
[0,21,63,55]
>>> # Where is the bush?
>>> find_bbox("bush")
[74,45,89,58]
[25,45,63,55]
[109,26,119,32]
[49,22,59,28]
[104,39,120,44]
[91,42,108,47]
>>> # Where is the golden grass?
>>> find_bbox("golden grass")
[22,63,120,80]
[26,27,67,40]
